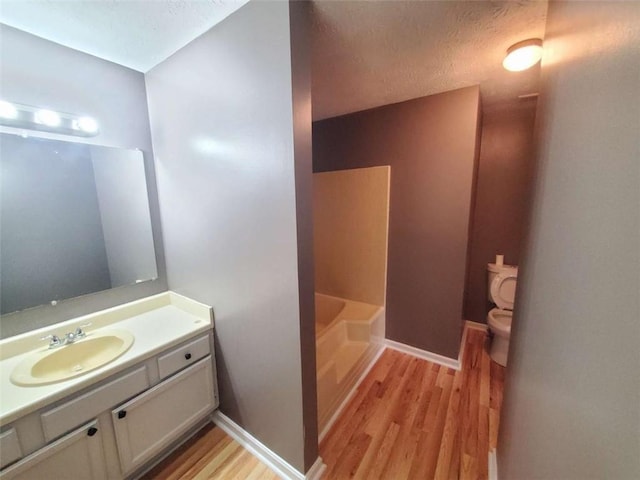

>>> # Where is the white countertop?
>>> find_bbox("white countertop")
[0,292,212,425]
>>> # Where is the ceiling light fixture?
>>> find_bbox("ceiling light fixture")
[503,38,543,72]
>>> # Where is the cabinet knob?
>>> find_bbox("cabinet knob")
[117,410,127,419]
[87,427,98,437]
[185,353,192,360]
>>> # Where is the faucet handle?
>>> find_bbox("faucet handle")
[74,323,92,338]
[41,334,61,348]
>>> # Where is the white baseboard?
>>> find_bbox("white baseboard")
[465,319,489,331]
[489,448,498,480]
[384,321,488,371]
[211,411,326,480]
[385,338,461,370]
[318,345,385,443]
[305,456,327,480]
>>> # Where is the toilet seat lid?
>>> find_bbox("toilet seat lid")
[490,273,517,310]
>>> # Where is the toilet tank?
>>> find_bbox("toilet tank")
[487,263,518,303]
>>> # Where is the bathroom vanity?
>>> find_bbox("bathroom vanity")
[0,292,218,479]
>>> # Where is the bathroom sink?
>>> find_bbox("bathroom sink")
[10,330,134,386]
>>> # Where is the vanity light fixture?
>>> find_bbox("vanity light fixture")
[503,38,543,72]
[0,100,100,137]
[0,100,18,119]
[74,116,99,134]
[34,109,61,127]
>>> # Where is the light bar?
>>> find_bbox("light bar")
[0,100,99,137]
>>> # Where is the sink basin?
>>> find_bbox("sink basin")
[11,329,134,386]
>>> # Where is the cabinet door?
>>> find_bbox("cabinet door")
[112,357,215,475]
[0,420,107,480]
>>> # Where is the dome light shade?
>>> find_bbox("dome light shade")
[503,38,543,72]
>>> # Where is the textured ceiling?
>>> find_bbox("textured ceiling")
[0,0,249,72]
[0,1,547,118]
[311,0,548,120]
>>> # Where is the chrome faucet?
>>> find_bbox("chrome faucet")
[41,334,62,349]
[41,323,91,349]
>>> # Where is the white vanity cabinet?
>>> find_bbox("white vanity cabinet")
[112,358,215,475]
[1,420,108,480]
[0,330,218,480]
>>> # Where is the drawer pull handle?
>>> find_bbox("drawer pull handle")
[87,427,98,437]
[117,410,127,419]
[185,353,192,360]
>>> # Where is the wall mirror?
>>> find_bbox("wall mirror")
[0,132,158,315]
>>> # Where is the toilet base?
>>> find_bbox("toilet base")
[490,333,510,367]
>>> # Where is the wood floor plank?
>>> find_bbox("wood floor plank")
[321,328,505,480]
[191,440,241,480]
[421,369,454,479]
[329,431,372,480]
[148,329,506,480]
[144,424,279,480]
[433,363,463,479]
[379,422,420,480]
[322,378,381,468]
[330,352,414,479]
[361,421,400,479]
[478,405,490,480]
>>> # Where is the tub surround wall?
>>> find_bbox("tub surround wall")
[145,1,311,473]
[313,87,481,359]
[0,25,166,338]
[498,1,640,478]
[464,102,538,324]
[313,166,390,307]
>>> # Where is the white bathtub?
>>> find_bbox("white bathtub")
[314,293,385,436]
[315,293,346,337]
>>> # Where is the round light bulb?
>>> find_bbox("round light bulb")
[77,116,99,133]
[503,39,543,72]
[0,100,18,119]
[34,109,61,127]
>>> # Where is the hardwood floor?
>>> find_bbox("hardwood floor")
[320,328,505,479]
[145,328,504,480]
[143,424,280,480]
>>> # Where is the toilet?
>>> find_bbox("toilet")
[487,262,518,367]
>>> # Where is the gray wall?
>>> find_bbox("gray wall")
[1,135,111,314]
[145,1,311,472]
[464,102,537,324]
[498,1,640,478]
[0,25,166,337]
[313,87,481,359]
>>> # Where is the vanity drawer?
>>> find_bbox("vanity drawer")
[41,365,149,442]
[0,428,23,469]
[157,335,210,380]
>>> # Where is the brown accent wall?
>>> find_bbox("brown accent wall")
[464,102,537,323]
[288,0,319,471]
[313,87,481,359]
